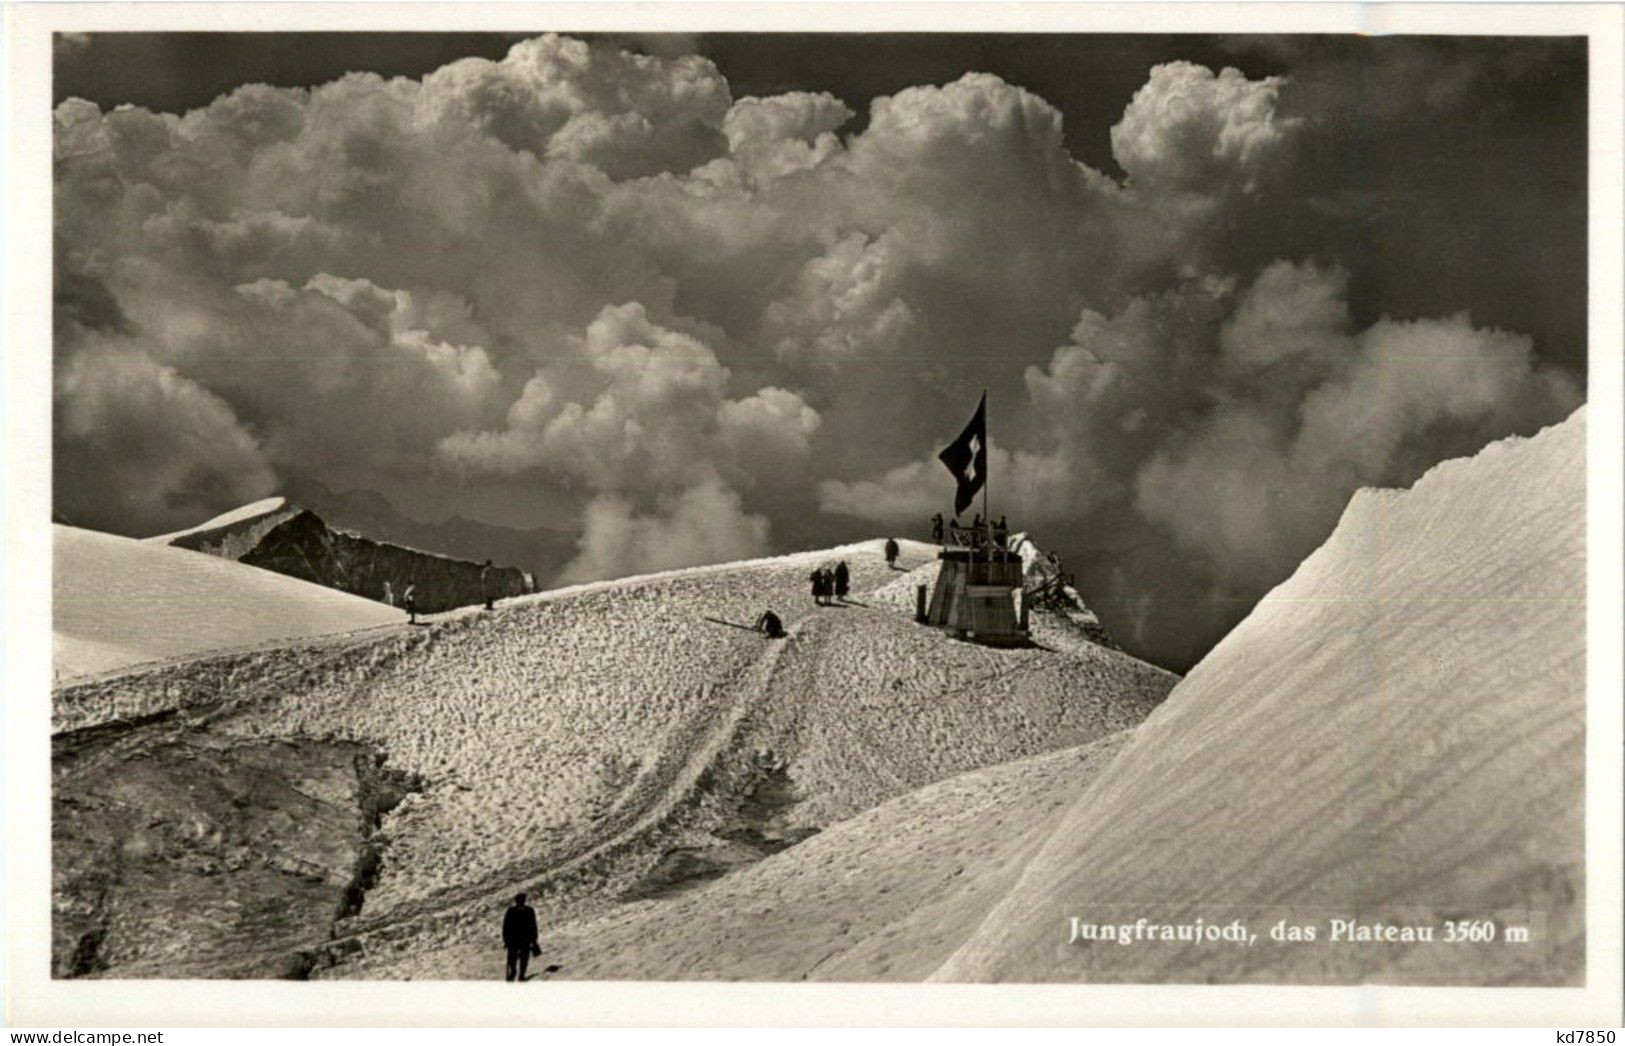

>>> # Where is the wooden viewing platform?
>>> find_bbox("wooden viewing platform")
[922,545,1028,646]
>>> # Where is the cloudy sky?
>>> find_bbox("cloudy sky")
[53,31,1586,670]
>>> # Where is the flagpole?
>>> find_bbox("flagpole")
[982,388,990,535]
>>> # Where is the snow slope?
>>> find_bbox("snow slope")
[143,496,290,544]
[933,406,1587,985]
[344,731,1135,981]
[53,537,1175,977]
[53,524,404,681]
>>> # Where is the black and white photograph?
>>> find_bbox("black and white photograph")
[6,0,1623,1030]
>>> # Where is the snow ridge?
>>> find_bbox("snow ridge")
[931,406,1586,985]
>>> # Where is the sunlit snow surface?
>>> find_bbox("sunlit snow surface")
[56,407,1580,984]
[53,524,403,680]
[934,406,1586,985]
[369,409,1585,984]
[54,535,1175,979]
[141,496,290,544]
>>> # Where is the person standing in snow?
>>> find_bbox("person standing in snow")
[884,538,900,569]
[809,568,824,606]
[403,583,417,624]
[481,559,495,611]
[834,560,850,601]
[502,892,540,982]
[383,579,394,606]
[754,609,785,638]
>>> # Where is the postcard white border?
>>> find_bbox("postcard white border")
[5,1,1622,1028]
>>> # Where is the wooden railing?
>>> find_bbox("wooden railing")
[943,523,1011,550]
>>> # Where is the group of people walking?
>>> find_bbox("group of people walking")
[754,539,901,642]
[809,560,851,606]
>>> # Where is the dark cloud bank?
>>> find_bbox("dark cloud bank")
[53,33,1586,671]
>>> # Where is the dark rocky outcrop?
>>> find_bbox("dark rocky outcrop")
[282,478,576,583]
[52,728,418,979]
[169,503,537,615]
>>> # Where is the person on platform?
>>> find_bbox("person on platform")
[884,538,900,568]
[502,892,540,982]
[930,513,944,543]
[994,516,1009,548]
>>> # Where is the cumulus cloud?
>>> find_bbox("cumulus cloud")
[559,479,770,584]
[1112,62,1300,194]
[761,231,918,367]
[1133,278,1583,580]
[719,91,853,182]
[808,257,1581,640]
[819,444,1076,526]
[1219,258,1350,369]
[718,386,823,480]
[437,301,819,495]
[422,34,732,179]
[54,346,278,533]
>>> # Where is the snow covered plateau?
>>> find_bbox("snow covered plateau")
[50,405,1584,984]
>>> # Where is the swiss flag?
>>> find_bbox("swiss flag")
[937,392,987,516]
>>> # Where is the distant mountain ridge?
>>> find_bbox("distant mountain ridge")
[54,523,402,682]
[155,497,541,615]
[282,478,576,585]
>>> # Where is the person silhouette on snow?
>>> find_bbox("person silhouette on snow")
[403,583,418,624]
[884,538,900,569]
[481,559,495,611]
[503,892,540,982]
[834,561,850,601]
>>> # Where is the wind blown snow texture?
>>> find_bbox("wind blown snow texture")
[53,538,1174,977]
[350,407,1586,983]
[57,397,1579,985]
[933,406,1586,985]
[352,731,1134,980]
